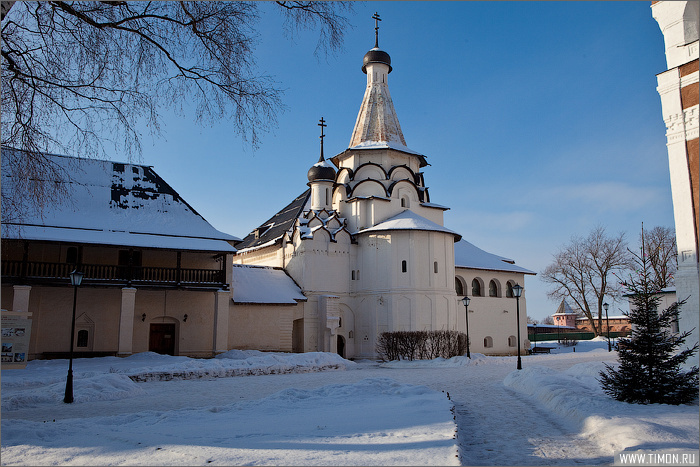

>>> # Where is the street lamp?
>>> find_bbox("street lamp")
[603,302,611,352]
[64,269,83,404]
[512,283,523,370]
[461,296,471,359]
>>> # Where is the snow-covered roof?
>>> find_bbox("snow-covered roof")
[348,141,424,157]
[454,239,535,275]
[235,190,310,252]
[231,265,307,304]
[1,150,238,252]
[576,315,628,321]
[527,324,577,329]
[420,202,450,210]
[356,209,461,241]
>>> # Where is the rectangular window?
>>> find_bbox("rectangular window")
[401,260,407,273]
[434,261,438,273]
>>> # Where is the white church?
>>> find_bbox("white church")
[1,20,534,361]
[231,22,535,359]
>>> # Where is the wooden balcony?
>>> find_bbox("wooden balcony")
[1,260,227,290]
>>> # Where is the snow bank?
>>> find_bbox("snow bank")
[503,362,699,454]
[1,351,355,410]
[1,378,459,466]
[379,353,501,368]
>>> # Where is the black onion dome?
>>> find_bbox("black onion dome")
[362,47,392,73]
[307,159,336,182]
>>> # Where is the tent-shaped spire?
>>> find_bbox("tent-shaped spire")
[554,299,577,315]
[348,13,409,151]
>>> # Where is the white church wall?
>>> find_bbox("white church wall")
[455,268,529,356]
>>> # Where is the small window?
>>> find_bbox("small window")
[489,280,498,297]
[402,260,407,273]
[484,336,493,348]
[455,278,464,296]
[351,270,356,281]
[66,247,78,264]
[400,196,409,208]
[472,279,482,297]
[77,329,89,348]
[506,282,514,298]
[434,261,438,274]
[508,335,516,347]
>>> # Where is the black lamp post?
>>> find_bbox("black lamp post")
[462,296,471,359]
[513,283,523,370]
[603,302,611,352]
[64,269,83,404]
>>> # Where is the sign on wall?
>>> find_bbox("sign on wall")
[1,311,33,369]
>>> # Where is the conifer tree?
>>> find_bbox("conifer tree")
[599,231,698,405]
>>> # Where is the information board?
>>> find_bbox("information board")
[1,311,33,369]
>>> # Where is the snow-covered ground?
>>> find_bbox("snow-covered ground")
[1,340,697,465]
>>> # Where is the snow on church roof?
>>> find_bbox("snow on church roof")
[1,149,238,252]
[231,265,307,304]
[235,190,310,251]
[356,209,462,240]
[348,140,424,157]
[454,239,535,275]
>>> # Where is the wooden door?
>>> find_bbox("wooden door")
[149,323,176,355]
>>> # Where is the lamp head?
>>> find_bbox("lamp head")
[462,296,471,307]
[70,270,83,287]
[512,283,523,298]
[603,302,609,311]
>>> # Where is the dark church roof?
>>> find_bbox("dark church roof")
[236,189,311,251]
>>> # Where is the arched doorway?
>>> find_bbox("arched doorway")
[337,335,346,358]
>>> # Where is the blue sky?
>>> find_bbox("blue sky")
[115,1,673,322]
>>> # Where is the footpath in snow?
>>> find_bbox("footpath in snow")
[1,340,698,466]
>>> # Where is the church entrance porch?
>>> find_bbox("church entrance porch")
[149,323,176,355]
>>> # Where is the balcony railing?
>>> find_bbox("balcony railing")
[1,260,226,289]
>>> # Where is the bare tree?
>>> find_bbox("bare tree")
[541,226,632,336]
[541,315,554,325]
[639,225,677,290]
[1,1,353,221]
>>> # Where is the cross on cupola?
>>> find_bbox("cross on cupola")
[372,12,381,48]
[318,117,326,161]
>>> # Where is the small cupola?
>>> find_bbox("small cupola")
[307,158,336,182]
[362,48,392,74]
[307,118,336,211]
[307,117,336,182]
[362,12,392,74]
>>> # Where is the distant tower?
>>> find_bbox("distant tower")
[652,0,699,366]
[307,117,336,212]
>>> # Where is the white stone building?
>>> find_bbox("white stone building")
[233,26,535,358]
[652,1,699,366]
[2,24,535,361]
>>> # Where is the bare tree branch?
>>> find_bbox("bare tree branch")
[541,226,632,336]
[1,1,354,223]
